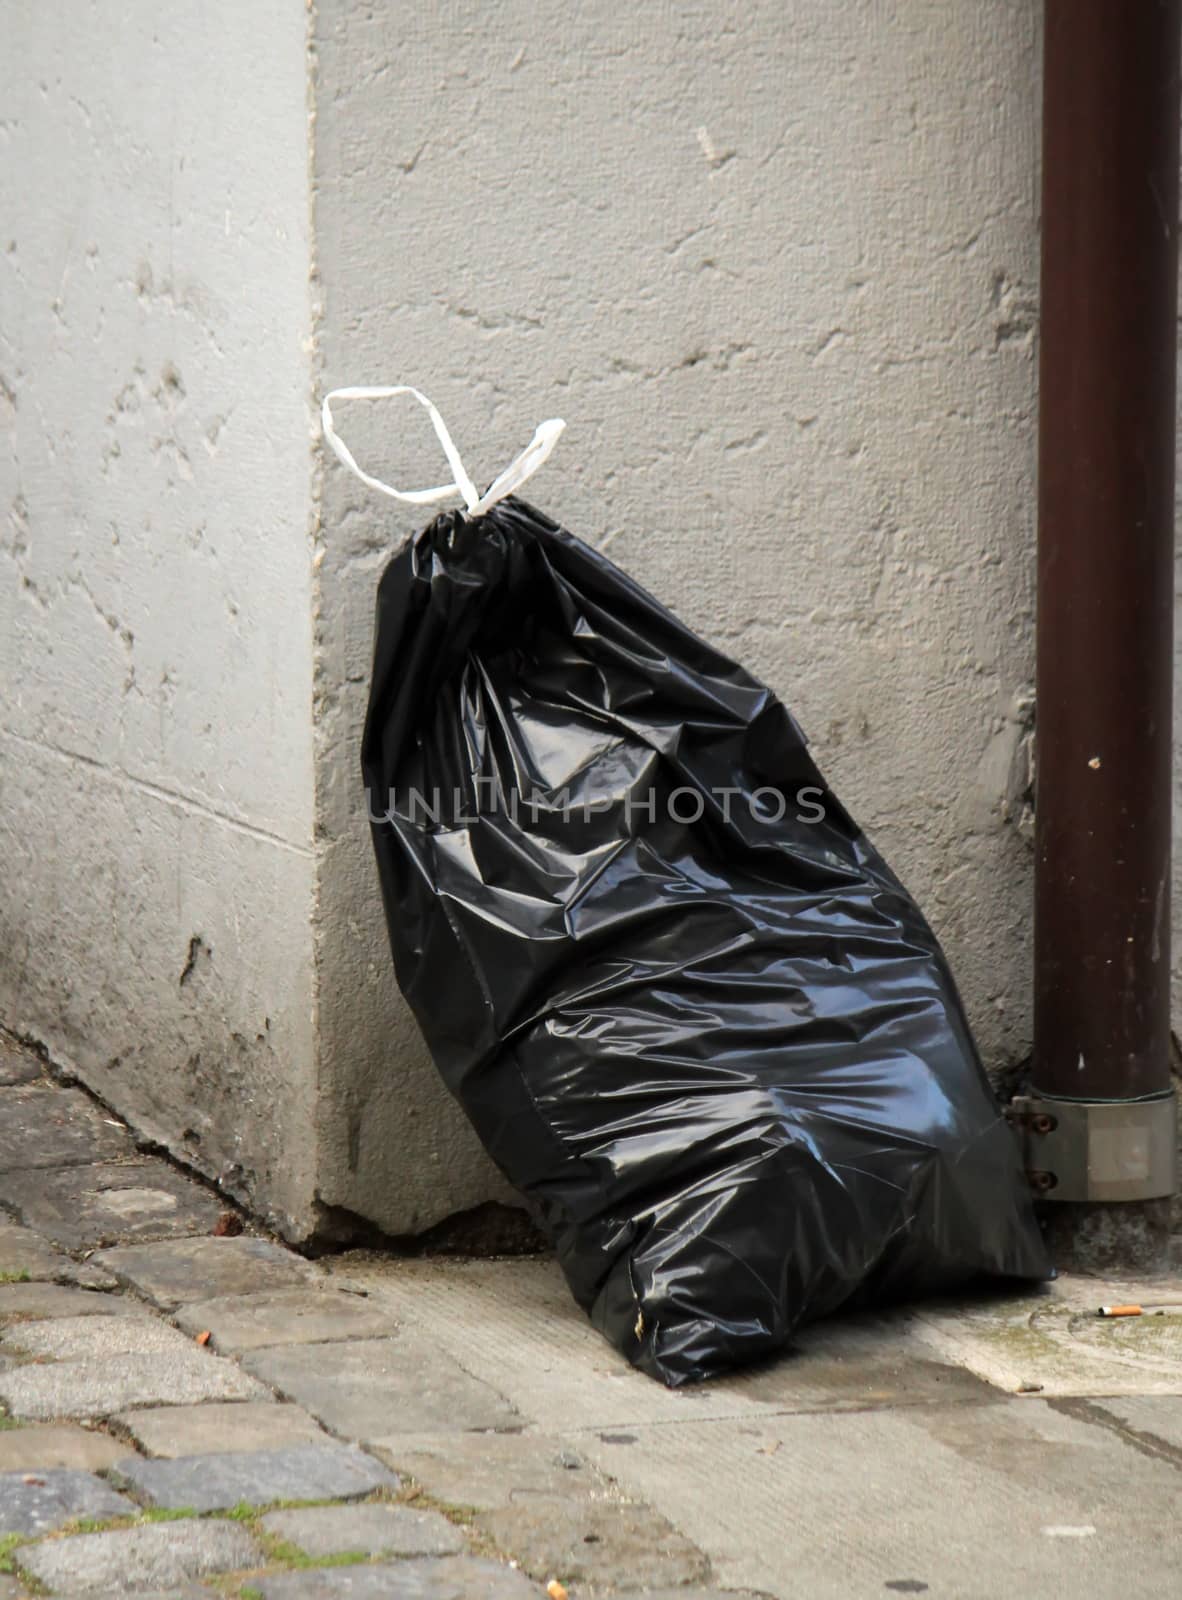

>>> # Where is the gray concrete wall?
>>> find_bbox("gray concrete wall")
[0,1,320,1237]
[309,0,1047,1231]
[4,0,1179,1243]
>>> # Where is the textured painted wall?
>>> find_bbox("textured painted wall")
[0,1,320,1236]
[310,0,1047,1231]
[5,1,1176,1244]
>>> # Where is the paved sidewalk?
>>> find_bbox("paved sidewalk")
[2,1030,1182,1598]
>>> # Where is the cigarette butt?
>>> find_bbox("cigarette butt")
[1098,1304,1142,1317]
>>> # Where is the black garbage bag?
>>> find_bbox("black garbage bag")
[361,496,1052,1385]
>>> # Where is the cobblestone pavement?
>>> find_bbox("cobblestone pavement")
[4,1030,1182,1599]
[0,1034,756,1600]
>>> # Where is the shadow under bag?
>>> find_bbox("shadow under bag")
[362,496,1051,1385]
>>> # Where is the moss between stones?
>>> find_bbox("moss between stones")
[259,1538,369,1570]
[56,1508,198,1537]
[0,1271,31,1284]
[396,1480,503,1561]
[10,1484,495,1594]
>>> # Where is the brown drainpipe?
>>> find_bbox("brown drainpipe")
[1023,0,1179,1269]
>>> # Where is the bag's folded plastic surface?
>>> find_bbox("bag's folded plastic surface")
[362,496,1051,1385]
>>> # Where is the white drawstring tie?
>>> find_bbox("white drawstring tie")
[320,385,565,519]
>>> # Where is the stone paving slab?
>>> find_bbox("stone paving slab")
[339,1258,998,1432]
[1,1312,198,1360]
[17,1517,263,1593]
[251,1556,541,1599]
[113,1400,326,1458]
[909,1276,1182,1397]
[175,1288,395,1354]
[0,1283,140,1322]
[367,1431,596,1514]
[242,1338,518,1440]
[368,1431,702,1590]
[0,1222,117,1290]
[0,1576,26,1599]
[112,1441,398,1510]
[0,1347,269,1419]
[0,1466,133,1535]
[0,1160,225,1250]
[261,1502,465,1558]
[479,1496,710,1590]
[95,1236,321,1310]
[0,1086,133,1171]
[580,1400,1182,1600]
[0,1221,72,1280]
[113,1591,215,1600]
[0,1037,41,1087]
[108,1591,215,1600]
[0,1421,129,1472]
[1089,1393,1182,1449]
[617,1592,769,1599]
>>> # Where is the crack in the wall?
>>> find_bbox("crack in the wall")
[0,725,315,856]
[178,933,212,988]
[722,430,768,455]
[811,328,849,362]
[437,301,544,334]
[664,224,709,257]
[606,341,757,383]
[65,567,134,654]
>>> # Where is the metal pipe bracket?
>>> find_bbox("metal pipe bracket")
[1010,1091,1177,1202]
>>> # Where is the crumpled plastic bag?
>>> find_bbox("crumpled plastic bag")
[359,490,1051,1384]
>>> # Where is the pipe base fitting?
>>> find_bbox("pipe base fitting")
[1012,1089,1177,1202]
